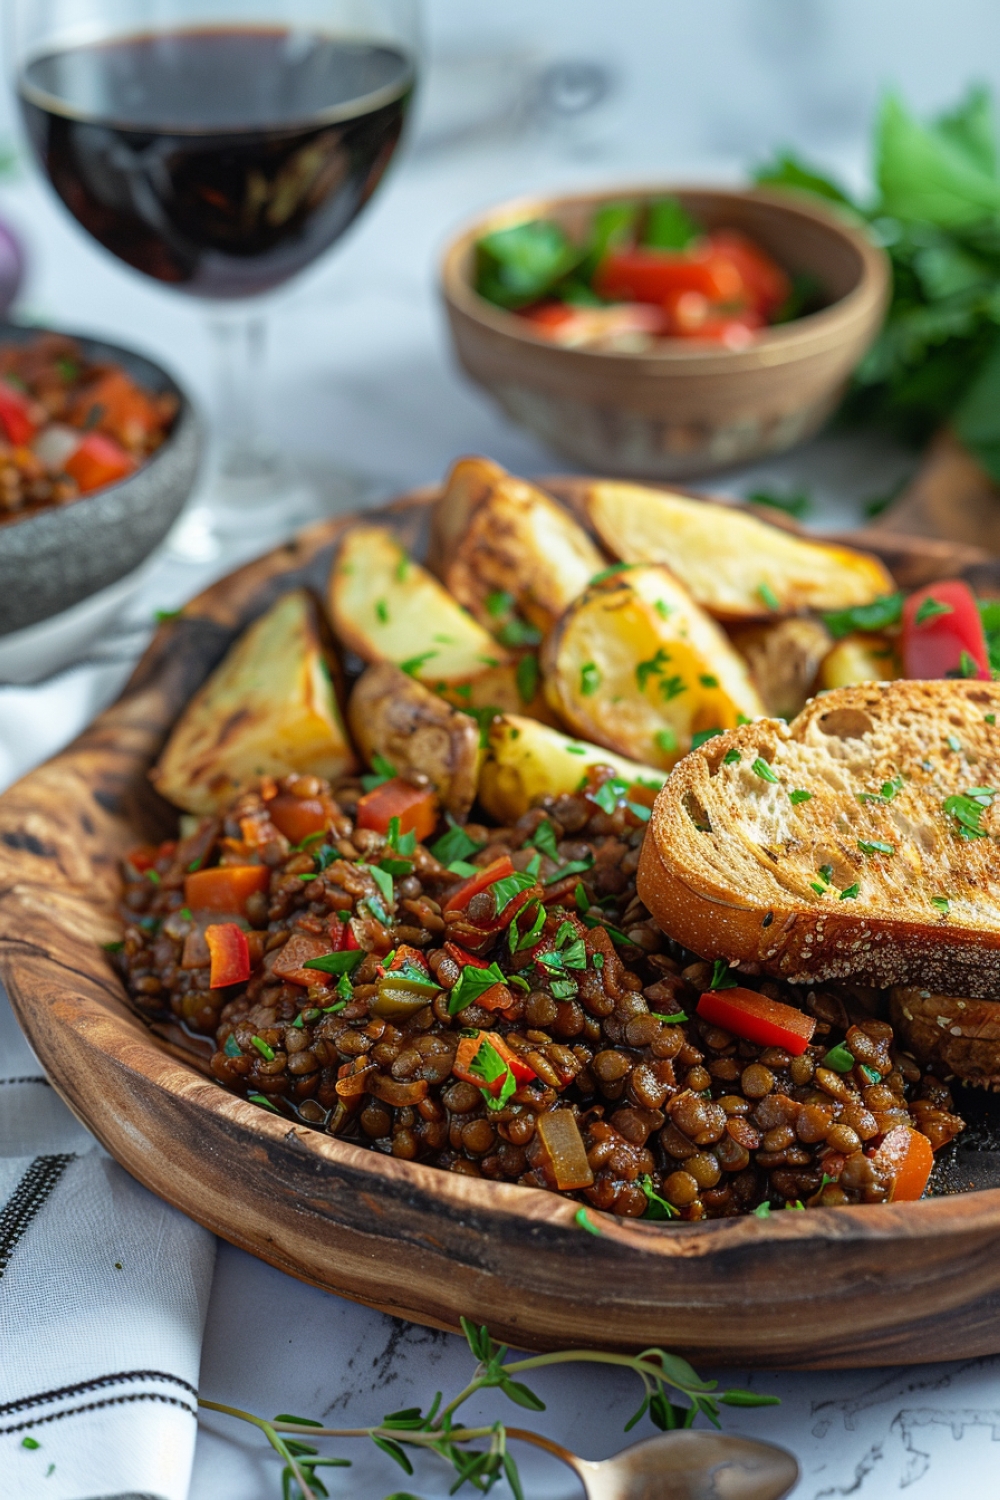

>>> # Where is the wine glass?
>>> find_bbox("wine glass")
[10,0,420,558]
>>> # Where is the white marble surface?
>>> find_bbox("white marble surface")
[4,4,1000,1495]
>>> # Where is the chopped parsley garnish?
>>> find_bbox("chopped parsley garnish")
[789,788,811,804]
[748,487,811,519]
[809,881,827,897]
[545,853,595,884]
[660,675,687,702]
[385,816,417,857]
[486,589,514,616]
[303,949,364,977]
[931,896,950,913]
[575,1206,602,1235]
[395,554,410,582]
[360,752,396,792]
[529,820,559,860]
[550,977,579,999]
[857,839,894,855]
[102,940,124,953]
[987,714,997,726]
[819,866,833,883]
[510,901,546,953]
[822,592,904,639]
[516,653,540,703]
[375,598,389,623]
[650,1010,688,1024]
[593,776,629,814]
[914,595,953,626]
[699,674,719,689]
[954,650,980,679]
[224,1033,242,1056]
[691,728,723,750]
[653,599,671,619]
[336,973,353,1000]
[638,1174,678,1220]
[580,661,602,696]
[431,823,485,866]
[448,961,507,1015]
[490,870,538,914]
[709,959,737,990]
[753,1202,772,1218]
[821,1043,854,1073]
[497,617,542,648]
[627,801,651,823]
[857,775,905,805]
[250,1036,275,1061]
[636,648,671,692]
[724,748,742,765]
[400,651,438,677]
[589,563,633,586]
[655,727,678,754]
[448,860,478,877]
[468,1038,518,1111]
[943,787,996,839]
[751,757,779,783]
[362,863,395,905]
[565,743,586,755]
[247,1093,280,1113]
[839,883,860,900]
[757,581,781,612]
[947,735,963,753]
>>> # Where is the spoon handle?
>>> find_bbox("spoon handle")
[506,1424,588,1476]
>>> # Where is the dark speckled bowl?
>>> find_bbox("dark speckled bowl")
[0,325,201,637]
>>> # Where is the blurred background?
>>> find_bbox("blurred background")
[1,0,999,515]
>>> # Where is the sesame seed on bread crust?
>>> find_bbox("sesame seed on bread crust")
[637,680,1000,998]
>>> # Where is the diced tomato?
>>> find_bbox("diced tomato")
[72,368,161,448]
[444,941,491,969]
[453,1031,537,1092]
[595,246,745,306]
[706,230,791,318]
[64,431,136,493]
[0,381,38,445]
[355,777,438,841]
[127,843,161,873]
[267,792,333,846]
[185,864,269,915]
[442,856,515,913]
[474,983,516,1011]
[873,1125,934,1202]
[901,580,990,681]
[696,986,817,1056]
[270,931,334,987]
[385,943,430,975]
[205,922,251,988]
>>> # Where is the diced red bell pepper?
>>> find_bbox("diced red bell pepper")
[873,1125,934,1202]
[901,580,990,681]
[267,792,333,845]
[205,922,251,988]
[443,856,515,913]
[271,931,336,987]
[64,431,137,493]
[595,246,745,306]
[355,777,438,841]
[185,864,270,915]
[696,986,817,1056]
[0,381,38,445]
[444,941,491,969]
[453,1031,537,1092]
[127,843,165,873]
[385,943,430,975]
[706,230,791,318]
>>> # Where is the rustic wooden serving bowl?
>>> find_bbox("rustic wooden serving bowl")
[441,186,889,481]
[4,490,1000,1369]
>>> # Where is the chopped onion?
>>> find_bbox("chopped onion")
[537,1109,594,1191]
[369,1074,429,1107]
[33,423,81,474]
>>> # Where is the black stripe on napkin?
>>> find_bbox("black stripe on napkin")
[0,1390,197,1437]
[0,1076,50,1087]
[0,1370,198,1418]
[0,1153,75,1280]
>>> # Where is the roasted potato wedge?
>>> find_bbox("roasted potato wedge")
[478,712,665,824]
[728,617,832,719]
[818,631,901,690]
[432,456,605,635]
[328,524,527,710]
[542,566,764,769]
[151,589,356,815]
[581,480,895,620]
[348,663,481,821]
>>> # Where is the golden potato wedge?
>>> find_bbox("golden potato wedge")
[150,588,356,815]
[347,663,481,821]
[478,713,665,824]
[728,617,832,719]
[432,456,605,635]
[818,631,901,690]
[582,480,894,620]
[542,566,764,769]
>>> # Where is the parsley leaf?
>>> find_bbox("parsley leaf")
[448,962,507,1015]
[822,592,904,639]
[431,824,484,866]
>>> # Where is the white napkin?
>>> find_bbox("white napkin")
[0,986,216,1500]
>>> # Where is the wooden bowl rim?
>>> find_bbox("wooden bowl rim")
[3,487,999,1271]
[440,182,890,370]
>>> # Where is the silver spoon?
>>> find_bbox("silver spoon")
[507,1427,799,1500]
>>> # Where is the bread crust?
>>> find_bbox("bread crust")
[637,679,1000,997]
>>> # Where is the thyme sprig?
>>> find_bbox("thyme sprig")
[200,1317,777,1499]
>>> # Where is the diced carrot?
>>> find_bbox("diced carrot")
[442,856,514,913]
[474,983,516,1011]
[271,932,334,988]
[696,987,816,1056]
[64,431,136,492]
[355,777,438,840]
[185,864,269,915]
[267,792,333,845]
[205,923,251,988]
[72,368,162,447]
[874,1126,934,1203]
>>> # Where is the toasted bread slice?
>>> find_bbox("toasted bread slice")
[637,680,1000,996]
[542,565,765,768]
[582,480,894,620]
[151,589,356,815]
[432,457,605,634]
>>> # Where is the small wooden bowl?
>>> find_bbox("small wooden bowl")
[441,186,889,479]
[3,492,1000,1369]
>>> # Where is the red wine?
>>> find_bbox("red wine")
[19,29,414,298]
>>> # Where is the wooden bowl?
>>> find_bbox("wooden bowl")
[440,186,889,479]
[4,491,1000,1370]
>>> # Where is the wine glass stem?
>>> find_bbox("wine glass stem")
[206,309,274,483]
